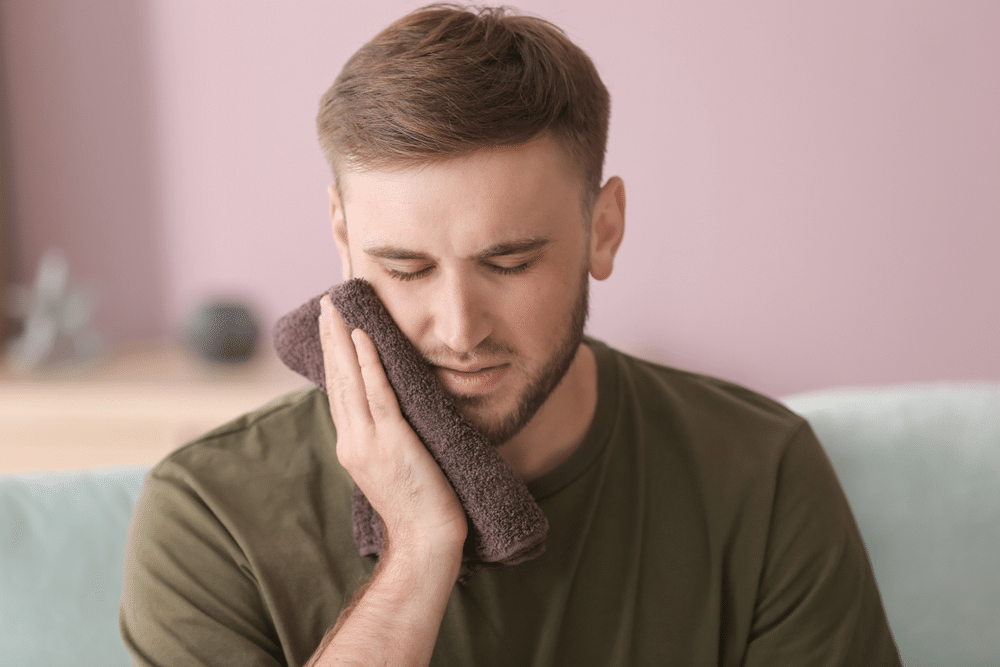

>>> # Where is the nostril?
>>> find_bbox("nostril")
[432,279,493,355]
[436,316,490,357]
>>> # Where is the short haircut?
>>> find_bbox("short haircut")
[316,3,611,220]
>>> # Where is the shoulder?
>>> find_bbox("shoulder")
[142,385,352,523]
[592,338,807,445]
[129,384,361,584]
[154,384,336,473]
[121,386,365,664]
[587,337,817,494]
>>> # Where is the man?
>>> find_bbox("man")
[119,4,902,666]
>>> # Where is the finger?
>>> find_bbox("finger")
[318,295,372,429]
[351,327,405,426]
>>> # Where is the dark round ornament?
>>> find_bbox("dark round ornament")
[186,301,260,363]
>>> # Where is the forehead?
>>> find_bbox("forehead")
[341,136,584,248]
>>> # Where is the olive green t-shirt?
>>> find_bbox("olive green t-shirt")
[119,338,901,666]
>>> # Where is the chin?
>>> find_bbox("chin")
[453,356,571,448]
[451,391,529,447]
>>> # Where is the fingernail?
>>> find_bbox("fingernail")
[350,329,361,345]
[319,295,330,317]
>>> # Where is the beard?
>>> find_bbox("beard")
[439,267,591,448]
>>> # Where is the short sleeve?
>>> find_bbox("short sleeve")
[742,423,902,666]
[118,465,286,667]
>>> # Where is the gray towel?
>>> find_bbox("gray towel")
[272,278,549,576]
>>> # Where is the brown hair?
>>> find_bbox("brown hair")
[316,3,610,219]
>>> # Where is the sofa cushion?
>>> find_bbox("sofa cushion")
[782,382,1000,667]
[0,464,150,666]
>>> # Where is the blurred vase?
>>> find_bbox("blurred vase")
[186,301,260,363]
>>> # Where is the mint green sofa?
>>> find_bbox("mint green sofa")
[2,382,998,666]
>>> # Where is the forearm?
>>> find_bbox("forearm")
[310,300,467,665]
[305,540,462,667]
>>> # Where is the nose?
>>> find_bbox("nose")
[431,272,492,356]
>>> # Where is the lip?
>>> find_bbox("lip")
[434,364,509,396]
[438,364,495,374]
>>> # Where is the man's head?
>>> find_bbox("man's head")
[316,2,610,221]
[317,4,625,447]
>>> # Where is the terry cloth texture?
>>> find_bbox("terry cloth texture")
[272,278,549,572]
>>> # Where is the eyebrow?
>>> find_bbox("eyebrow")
[363,236,552,262]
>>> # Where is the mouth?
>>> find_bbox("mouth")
[433,364,510,396]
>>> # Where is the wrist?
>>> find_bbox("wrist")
[315,526,463,666]
[383,527,465,581]
[384,512,468,558]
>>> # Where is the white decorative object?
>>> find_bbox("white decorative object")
[4,248,106,373]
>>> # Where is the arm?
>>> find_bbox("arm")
[304,535,461,667]
[305,295,467,667]
[742,423,902,666]
[119,468,288,667]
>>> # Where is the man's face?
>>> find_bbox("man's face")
[332,136,594,446]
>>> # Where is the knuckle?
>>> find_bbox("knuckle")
[328,372,350,399]
[368,398,391,422]
[341,420,386,455]
[335,433,368,471]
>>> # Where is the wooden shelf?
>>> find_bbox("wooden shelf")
[0,339,314,473]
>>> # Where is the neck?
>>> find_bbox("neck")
[496,341,598,483]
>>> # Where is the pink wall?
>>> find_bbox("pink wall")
[2,0,997,397]
[0,0,166,340]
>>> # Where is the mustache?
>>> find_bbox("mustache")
[419,338,515,367]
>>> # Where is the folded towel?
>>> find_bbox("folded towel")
[272,278,549,575]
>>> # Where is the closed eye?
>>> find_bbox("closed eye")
[384,254,540,282]
[386,266,433,282]
[369,237,550,282]
[489,262,531,276]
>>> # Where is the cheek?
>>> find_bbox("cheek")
[501,267,580,346]
[355,274,424,338]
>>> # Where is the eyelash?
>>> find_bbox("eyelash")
[387,262,533,282]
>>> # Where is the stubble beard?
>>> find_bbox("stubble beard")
[449,268,591,448]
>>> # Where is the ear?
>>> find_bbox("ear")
[588,176,626,281]
[328,183,352,281]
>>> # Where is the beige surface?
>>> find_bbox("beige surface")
[0,339,313,473]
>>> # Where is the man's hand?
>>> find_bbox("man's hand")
[318,293,467,551]
[307,294,466,667]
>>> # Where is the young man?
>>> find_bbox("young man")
[120,5,902,666]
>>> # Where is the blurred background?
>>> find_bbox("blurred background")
[0,0,997,463]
